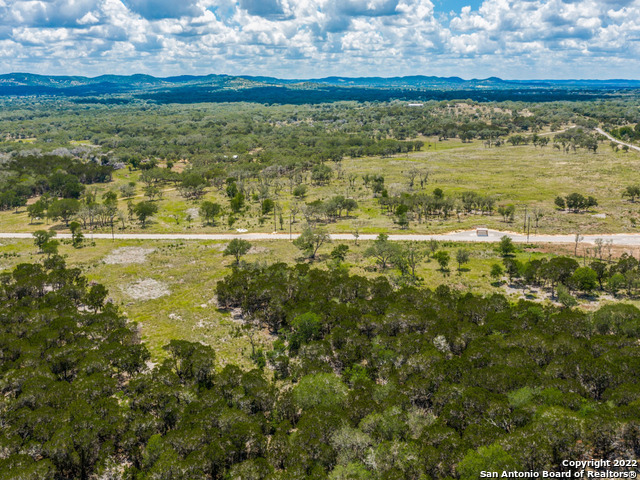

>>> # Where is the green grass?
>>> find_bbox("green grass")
[3,135,639,236]
[1,235,615,367]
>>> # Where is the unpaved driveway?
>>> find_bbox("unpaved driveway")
[4,229,640,246]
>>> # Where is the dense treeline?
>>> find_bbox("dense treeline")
[0,154,114,211]
[610,124,640,143]
[505,251,640,299]
[3,258,640,479]
[4,97,637,168]
[136,85,618,106]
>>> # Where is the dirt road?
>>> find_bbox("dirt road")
[595,127,640,153]
[4,229,640,246]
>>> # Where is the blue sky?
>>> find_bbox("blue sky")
[0,0,639,79]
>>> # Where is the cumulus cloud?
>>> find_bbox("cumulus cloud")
[0,0,638,78]
[122,0,203,19]
[238,0,285,18]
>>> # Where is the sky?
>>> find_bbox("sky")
[0,0,639,79]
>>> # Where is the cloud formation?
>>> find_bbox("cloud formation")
[0,0,638,78]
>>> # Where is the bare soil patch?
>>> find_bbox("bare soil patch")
[104,247,155,265]
[123,279,169,301]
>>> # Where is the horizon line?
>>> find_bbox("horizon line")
[1,72,640,83]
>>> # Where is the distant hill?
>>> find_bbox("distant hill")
[0,72,638,104]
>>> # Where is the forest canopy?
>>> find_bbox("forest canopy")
[1,258,639,479]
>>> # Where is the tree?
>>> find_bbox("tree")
[33,229,56,253]
[311,164,333,185]
[433,250,450,272]
[261,198,274,216]
[199,201,221,226]
[119,182,136,199]
[364,234,398,270]
[427,238,439,258]
[498,204,515,222]
[571,267,597,294]
[490,263,504,283]
[397,241,425,280]
[41,239,59,256]
[503,257,522,283]
[541,256,579,297]
[293,227,331,260]
[178,173,207,200]
[456,249,470,272]
[343,198,358,216]
[69,221,84,248]
[498,236,516,257]
[623,185,640,202]
[230,192,245,213]
[133,201,158,227]
[458,443,520,480]
[224,239,252,265]
[293,184,308,198]
[47,198,80,226]
[27,200,46,223]
[557,283,577,308]
[330,244,349,264]
[608,273,625,296]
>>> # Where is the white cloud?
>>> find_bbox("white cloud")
[0,0,638,78]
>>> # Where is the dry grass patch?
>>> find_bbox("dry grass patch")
[123,278,170,301]
[104,247,156,265]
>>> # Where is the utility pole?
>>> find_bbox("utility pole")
[527,216,531,242]
[289,211,292,241]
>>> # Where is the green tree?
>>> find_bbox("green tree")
[498,236,516,257]
[133,201,158,227]
[47,198,80,226]
[364,234,398,270]
[498,204,516,222]
[33,229,56,253]
[557,283,577,308]
[178,173,207,200]
[330,244,349,264]
[490,263,504,283]
[293,373,347,410]
[396,241,425,280]
[230,192,245,213]
[433,250,450,272]
[607,273,625,296]
[293,227,331,260]
[571,267,598,294]
[69,221,84,248]
[261,198,275,216]
[199,201,221,226]
[456,249,470,272]
[311,164,333,185]
[27,199,46,223]
[293,184,308,198]
[224,238,252,265]
[458,443,520,480]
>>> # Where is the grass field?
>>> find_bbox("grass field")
[2,235,633,366]
[2,133,638,236]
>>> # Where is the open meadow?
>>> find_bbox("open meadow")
[3,234,636,365]
[1,133,638,236]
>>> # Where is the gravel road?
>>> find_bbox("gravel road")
[4,229,640,246]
